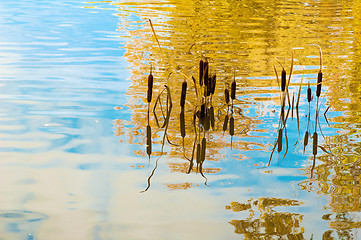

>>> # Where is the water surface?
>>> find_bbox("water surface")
[0,0,361,239]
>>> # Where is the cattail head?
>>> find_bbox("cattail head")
[147,68,154,103]
[206,75,212,97]
[199,60,204,86]
[304,131,309,146]
[231,79,236,100]
[180,110,185,138]
[223,115,229,131]
[303,130,309,153]
[209,106,215,130]
[281,68,286,92]
[316,70,322,98]
[211,74,216,95]
[229,116,234,136]
[196,143,201,167]
[205,109,210,131]
[313,132,318,156]
[200,103,206,120]
[146,125,152,157]
[277,128,283,153]
[180,80,187,108]
[225,88,230,105]
[204,60,209,86]
[307,83,311,103]
[201,137,206,163]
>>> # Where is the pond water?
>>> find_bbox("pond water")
[0,0,360,239]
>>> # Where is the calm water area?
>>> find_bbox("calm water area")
[0,0,361,239]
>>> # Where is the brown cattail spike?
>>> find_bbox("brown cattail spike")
[316,70,322,98]
[196,143,201,168]
[201,137,206,163]
[199,60,204,86]
[209,106,215,129]
[231,79,236,100]
[146,125,152,157]
[205,109,210,131]
[147,68,153,103]
[204,60,209,86]
[307,83,311,103]
[206,76,212,97]
[223,115,229,131]
[303,130,309,153]
[277,128,283,153]
[180,80,187,108]
[281,68,286,92]
[229,116,234,136]
[211,74,216,95]
[225,88,230,105]
[313,132,318,156]
[204,60,209,96]
[200,103,206,120]
[180,110,185,138]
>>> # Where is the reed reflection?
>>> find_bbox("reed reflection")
[115,33,337,193]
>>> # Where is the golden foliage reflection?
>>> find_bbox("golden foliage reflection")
[226,197,304,239]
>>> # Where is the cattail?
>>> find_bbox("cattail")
[316,70,322,98]
[313,132,318,156]
[307,83,311,103]
[180,110,185,138]
[231,79,236,100]
[204,60,209,87]
[200,103,206,120]
[211,74,217,95]
[201,137,206,163]
[303,131,309,153]
[205,109,211,131]
[225,88,230,105]
[277,128,283,153]
[180,80,187,108]
[223,115,229,131]
[147,68,153,103]
[209,106,215,129]
[229,116,234,136]
[146,125,152,157]
[206,75,212,96]
[196,143,201,170]
[199,60,204,86]
[281,68,286,92]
